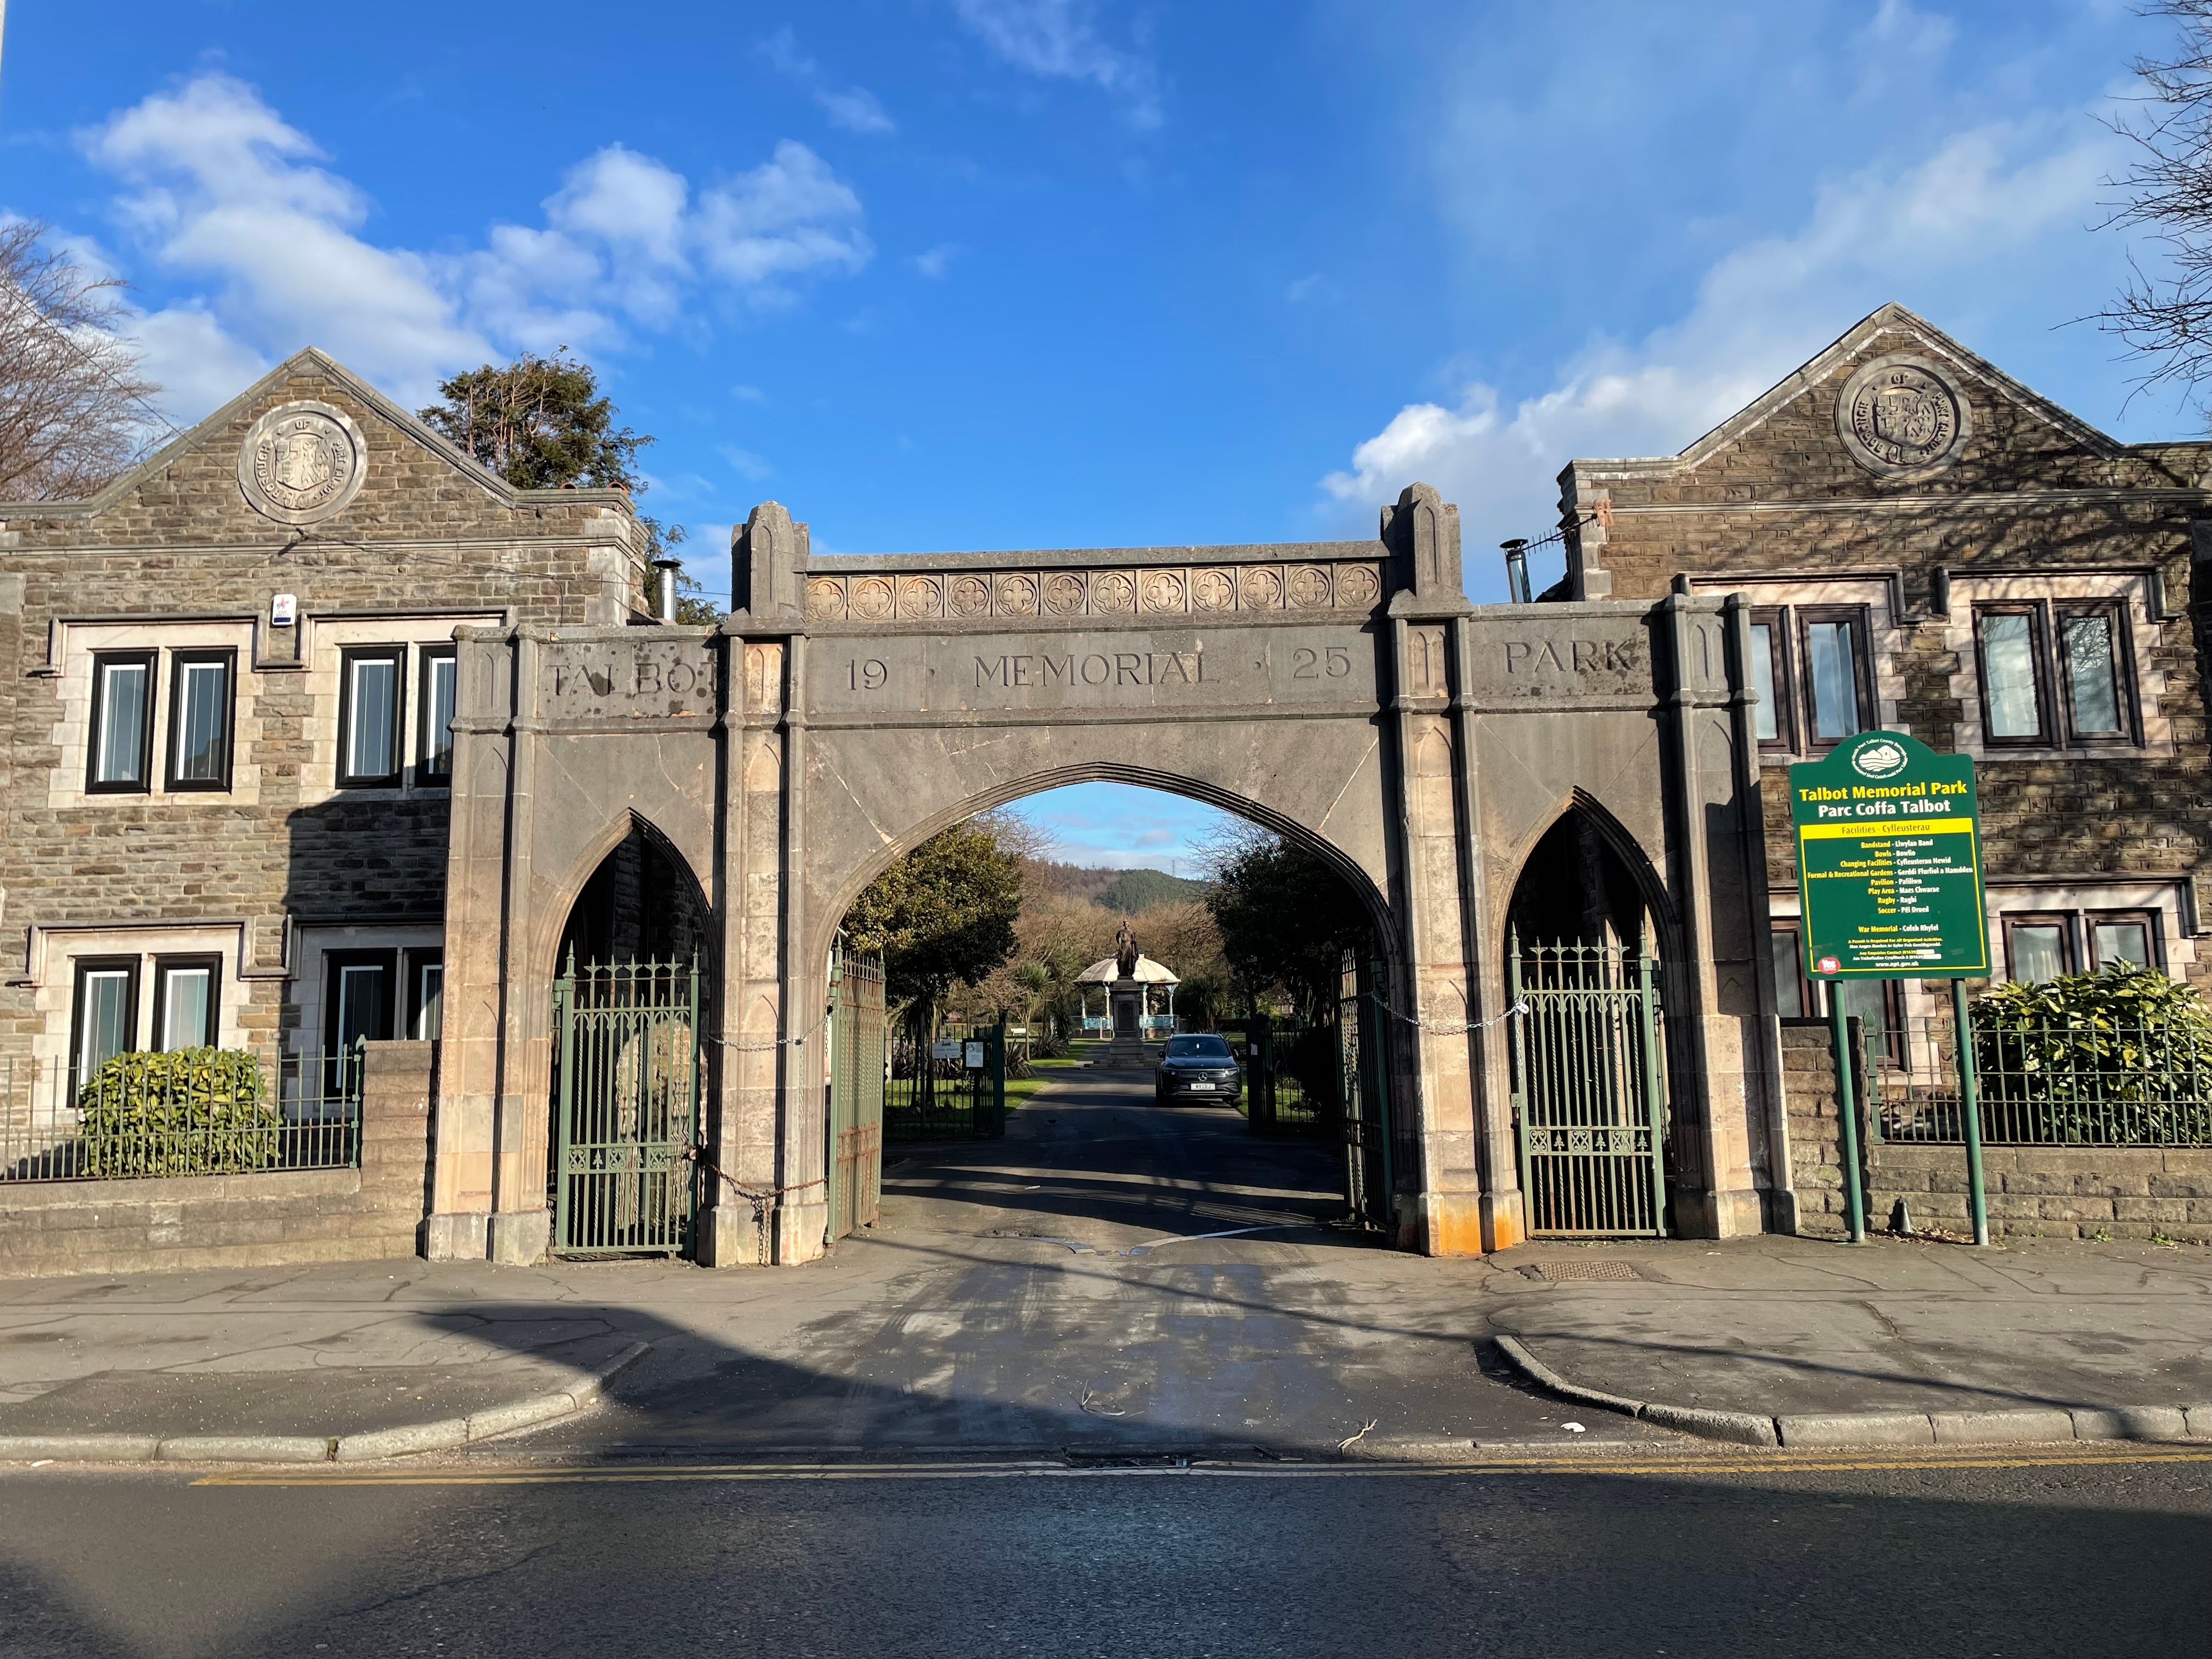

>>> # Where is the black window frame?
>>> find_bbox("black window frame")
[165,647,237,793]
[1971,601,2055,749]
[1769,923,1812,1017]
[1794,605,1877,752]
[2053,600,2140,748]
[336,646,407,788]
[86,650,157,794]
[151,953,222,1051]
[70,955,140,1080]
[2085,909,2163,973]
[2001,912,2076,984]
[416,646,457,787]
[404,947,445,1041]
[1747,607,1796,753]
[322,949,398,1056]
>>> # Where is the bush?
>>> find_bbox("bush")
[76,1048,283,1177]
[1035,1030,1070,1060]
[1972,965,2212,1144]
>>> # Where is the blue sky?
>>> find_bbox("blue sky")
[0,1,2187,867]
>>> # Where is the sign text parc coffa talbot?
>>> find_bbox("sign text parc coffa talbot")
[1790,730,1988,982]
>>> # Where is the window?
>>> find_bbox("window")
[1968,599,2138,751]
[2057,605,2134,743]
[1748,608,1794,751]
[407,949,445,1041]
[87,651,156,792]
[2002,913,2073,984]
[70,958,138,1079]
[2090,912,2159,971]
[166,650,235,791]
[1973,606,2050,746]
[1798,608,1872,747]
[153,955,221,1050]
[417,648,456,783]
[1769,925,1810,1017]
[324,951,396,1055]
[337,648,405,787]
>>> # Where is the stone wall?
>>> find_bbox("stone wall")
[0,350,649,1069]
[0,1039,436,1279]
[1778,1022,2212,1242]
[1559,305,2212,992]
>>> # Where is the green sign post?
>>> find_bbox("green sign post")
[1789,731,1990,1245]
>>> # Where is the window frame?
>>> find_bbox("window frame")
[70,956,140,1080]
[416,646,457,786]
[1768,923,1813,1018]
[151,953,222,1051]
[322,949,398,1056]
[86,650,158,794]
[2085,909,2163,973]
[1793,604,1877,752]
[1747,607,1797,753]
[1971,601,2055,749]
[336,646,408,789]
[2000,912,2077,984]
[2053,600,2140,748]
[404,947,445,1041]
[164,647,237,793]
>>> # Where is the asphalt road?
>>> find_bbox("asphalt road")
[0,1449,2205,1657]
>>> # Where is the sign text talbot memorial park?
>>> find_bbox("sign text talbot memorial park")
[1789,730,1992,1244]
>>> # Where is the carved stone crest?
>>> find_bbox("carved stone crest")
[948,574,991,617]
[1192,569,1235,612]
[237,401,366,525]
[898,575,942,618]
[1289,565,1333,608]
[1043,572,1087,616]
[850,575,895,620]
[806,577,847,620]
[1092,571,1136,613]
[1836,354,1971,479]
[996,573,1039,616]
[1336,565,1380,608]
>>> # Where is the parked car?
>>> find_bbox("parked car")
[1154,1033,1244,1106]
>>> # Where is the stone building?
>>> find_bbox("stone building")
[1557,303,2211,1013]
[0,351,651,1099]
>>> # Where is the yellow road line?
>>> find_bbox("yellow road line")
[195,1447,2212,1488]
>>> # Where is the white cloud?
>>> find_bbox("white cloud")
[913,243,960,278]
[949,0,1164,128]
[720,445,774,481]
[757,27,898,135]
[77,72,872,419]
[731,383,769,403]
[1285,272,1336,304]
[1323,117,2124,592]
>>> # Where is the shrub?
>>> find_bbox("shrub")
[76,1048,283,1177]
[1972,965,2212,1145]
[1035,1030,1070,1060]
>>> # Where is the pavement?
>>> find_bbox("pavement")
[0,1062,2208,1462]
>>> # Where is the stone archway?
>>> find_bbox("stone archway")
[424,486,1784,1267]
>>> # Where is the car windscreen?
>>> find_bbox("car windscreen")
[1165,1036,1233,1059]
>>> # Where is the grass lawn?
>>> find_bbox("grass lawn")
[1006,1055,1083,1110]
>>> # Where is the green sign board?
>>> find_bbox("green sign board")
[1789,730,1988,980]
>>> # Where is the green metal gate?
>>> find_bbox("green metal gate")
[550,951,701,1256]
[828,943,887,1239]
[885,1015,1005,1141]
[1246,1012,1331,1136]
[1508,935,1667,1237]
[1338,952,1395,1231]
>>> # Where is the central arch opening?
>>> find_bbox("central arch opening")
[828,779,1391,1256]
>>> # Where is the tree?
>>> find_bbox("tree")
[1204,825,1371,1020]
[843,820,1024,1011]
[421,348,707,612]
[2096,3,2212,414]
[418,349,651,489]
[0,221,162,500]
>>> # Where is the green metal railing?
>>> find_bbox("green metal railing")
[1245,1013,1335,1136]
[550,953,700,1257]
[1338,952,1395,1231]
[1866,1013,2212,1148]
[1508,935,1668,1237]
[885,1015,1004,1141]
[1,1048,364,1184]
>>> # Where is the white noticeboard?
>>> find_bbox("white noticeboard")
[964,1041,984,1070]
[932,1039,961,1062]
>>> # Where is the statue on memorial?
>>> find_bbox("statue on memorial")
[1114,921,1139,979]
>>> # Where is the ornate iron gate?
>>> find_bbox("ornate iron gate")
[1508,936,1667,1237]
[1338,952,1395,1229]
[550,952,700,1256]
[828,943,887,1238]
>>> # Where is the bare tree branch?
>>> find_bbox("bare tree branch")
[2092,2,2212,421]
[0,221,165,500]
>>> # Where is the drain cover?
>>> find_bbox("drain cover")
[1520,1260,1644,1281]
